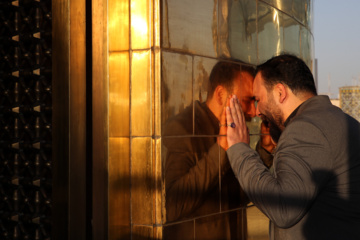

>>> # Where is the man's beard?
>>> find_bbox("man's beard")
[262,95,284,143]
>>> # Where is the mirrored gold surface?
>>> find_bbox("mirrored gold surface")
[153,0,161,47]
[258,3,284,63]
[131,0,151,49]
[300,26,314,71]
[131,50,152,136]
[109,0,129,51]
[193,57,217,103]
[283,14,301,56]
[161,51,193,128]
[109,137,130,239]
[132,225,153,240]
[261,0,311,28]
[131,137,153,224]
[109,52,130,137]
[246,205,270,240]
[154,48,162,136]
[163,220,194,240]
[220,0,257,64]
[162,0,217,57]
[154,138,163,224]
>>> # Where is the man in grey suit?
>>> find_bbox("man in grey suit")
[225,54,360,240]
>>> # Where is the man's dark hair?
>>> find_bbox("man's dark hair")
[207,61,255,99]
[255,54,317,96]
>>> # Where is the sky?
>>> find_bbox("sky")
[314,0,360,98]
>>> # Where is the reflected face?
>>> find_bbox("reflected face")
[232,71,256,121]
[253,72,284,142]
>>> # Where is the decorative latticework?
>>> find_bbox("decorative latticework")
[0,0,52,239]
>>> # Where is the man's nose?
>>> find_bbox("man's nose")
[256,104,261,117]
[249,102,256,118]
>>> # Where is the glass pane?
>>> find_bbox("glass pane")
[219,0,257,64]
[161,0,217,57]
[258,3,284,63]
[161,51,193,130]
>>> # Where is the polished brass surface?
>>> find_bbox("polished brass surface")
[131,137,153,225]
[109,52,130,137]
[161,51,193,126]
[109,0,129,51]
[88,0,313,239]
[131,0,151,49]
[131,50,152,136]
[162,0,218,57]
[109,138,131,239]
[92,0,109,239]
[132,225,154,240]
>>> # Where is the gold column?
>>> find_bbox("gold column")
[93,0,161,239]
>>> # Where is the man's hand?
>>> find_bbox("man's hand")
[218,105,228,150]
[226,95,250,148]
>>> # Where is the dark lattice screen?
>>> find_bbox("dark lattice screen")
[0,0,52,239]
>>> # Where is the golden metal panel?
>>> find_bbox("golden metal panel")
[219,0,257,64]
[154,47,161,137]
[109,137,130,239]
[300,26,314,70]
[246,205,270,239]
[163,0,217,57]
[109,52,130,137]
[131,50,152,136]
[283,14,300,56]
[132,225,153,240]
[153,0,161,47]
[131,0,151,49]
[131,137,153,224]
[161,51,193,127]
[109,0,129,51]
[154,138,163,224]
[92,0,109,238]
[258,3,284,64]
[193,57,217,103]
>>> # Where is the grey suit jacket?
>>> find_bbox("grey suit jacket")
[227,95,360,240]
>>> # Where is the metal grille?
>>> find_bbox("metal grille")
[0,0,52,239]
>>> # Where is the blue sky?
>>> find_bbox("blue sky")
[314,0,360,98]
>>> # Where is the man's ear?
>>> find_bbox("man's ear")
[275,83,287,103]
[214,85,227,106]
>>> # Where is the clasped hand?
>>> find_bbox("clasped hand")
[218,95,250,150]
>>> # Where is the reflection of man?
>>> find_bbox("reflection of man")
[226,54,360,239]
[164,61,255,239]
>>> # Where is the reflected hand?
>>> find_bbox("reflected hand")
[226,95,250,148]
[260,121,276,153]
[218,105,228,150]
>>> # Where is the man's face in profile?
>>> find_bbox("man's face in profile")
[231,71,256,122]
[253,72,283,143]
